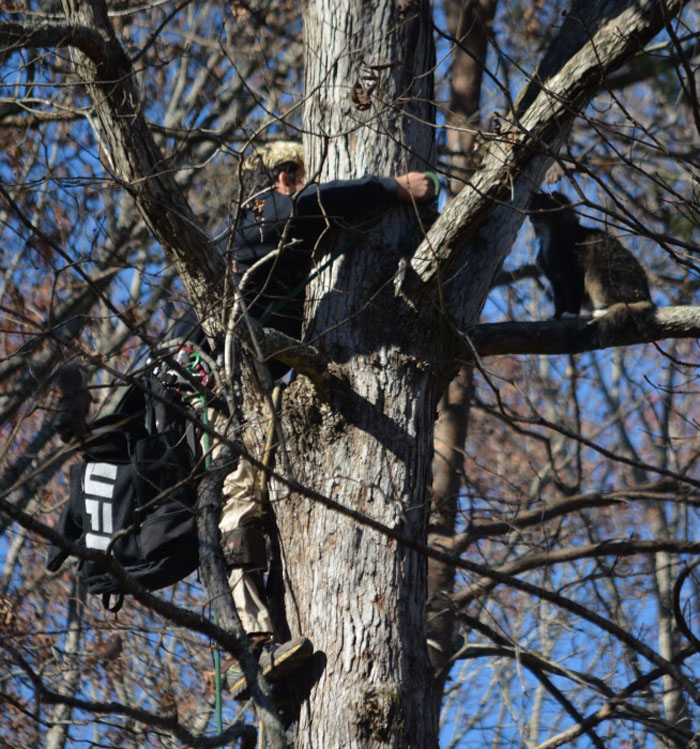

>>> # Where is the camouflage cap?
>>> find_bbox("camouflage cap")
[243,141,305,171]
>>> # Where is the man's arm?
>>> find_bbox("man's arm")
[295,173,434,219]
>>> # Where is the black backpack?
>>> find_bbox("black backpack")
[47,373,203,611]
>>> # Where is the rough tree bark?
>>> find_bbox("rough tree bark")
[13,0,690,746]
[248,1,692,746]
[265,2,442,745]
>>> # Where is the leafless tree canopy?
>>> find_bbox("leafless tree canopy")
[0,1,699,747]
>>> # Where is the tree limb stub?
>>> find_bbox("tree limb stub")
[254,326,328,394]
[465,306,700,358]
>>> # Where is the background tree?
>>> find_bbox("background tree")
[0,1,699,748]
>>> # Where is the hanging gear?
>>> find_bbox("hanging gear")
[47,373,204,612]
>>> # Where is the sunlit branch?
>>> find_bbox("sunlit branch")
[409,0,692,311]
[465,306,700,357]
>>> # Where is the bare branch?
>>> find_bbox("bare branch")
[456,480,700,546]
[3,641,256,748]
[466,305,700,357]
[0,21,105,57]
[410,0,691,329]
[456,539,700,608]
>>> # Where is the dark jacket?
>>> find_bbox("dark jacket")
[231,175,399,344]
[233,175,399,272]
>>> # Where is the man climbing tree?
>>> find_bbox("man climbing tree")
[1,1,699,748]
[218,140,436,705]
[226,140,435,375]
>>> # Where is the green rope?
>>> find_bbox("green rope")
[424,171,441,200]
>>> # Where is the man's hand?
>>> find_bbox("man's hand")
[395,172,435,203]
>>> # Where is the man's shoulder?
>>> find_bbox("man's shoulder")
[236,189,291,224]
[260,189,292,218]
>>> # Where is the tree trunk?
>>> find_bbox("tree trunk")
[444,0,498,195]
[427,365,474,702]
[45,581,83,749]
[41,0,693,745]
[261,2,442,746]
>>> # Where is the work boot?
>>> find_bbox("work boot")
[227,636,313,701]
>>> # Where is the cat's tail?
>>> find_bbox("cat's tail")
[591,300,656,340]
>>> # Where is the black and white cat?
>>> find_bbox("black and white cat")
[529,191,653,322]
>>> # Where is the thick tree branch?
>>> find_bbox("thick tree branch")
[465,305,700,358]
[0,21,104,57]
[56,0,227,325]
[492,263,542,288]
[408,0,690,330]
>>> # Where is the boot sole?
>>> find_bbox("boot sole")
[230,637,313,700]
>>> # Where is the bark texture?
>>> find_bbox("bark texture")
[40,0,695,746]
[264,2,442,746]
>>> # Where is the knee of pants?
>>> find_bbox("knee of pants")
[221,525,267,570]
[219,459,261,531]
